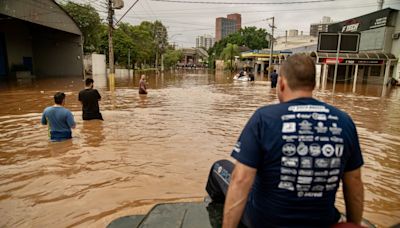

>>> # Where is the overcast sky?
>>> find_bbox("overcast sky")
[87,0,400,47]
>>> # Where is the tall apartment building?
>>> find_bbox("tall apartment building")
[227,13,241,31]
[196,35,215,50]
[216,13,242,41]
[310,16,334,37]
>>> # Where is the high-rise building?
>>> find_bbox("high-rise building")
[310,16,334,37]
[215,13,242,41]
[227,13,241,31]
[196,35,215,50]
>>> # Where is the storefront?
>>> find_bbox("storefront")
[313,8,399,92]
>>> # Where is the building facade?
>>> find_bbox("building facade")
[227,13,241,31]
[0,0,84,78]
[196,35,215,50]
[314,8,399,94]
[216,14,242,41]
[310,16,334,37]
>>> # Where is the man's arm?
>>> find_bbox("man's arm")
[96,90,101,101]
[66,111,76,129]
[223,162,257,228]
[41,112,47,125]
[342,168,364,224]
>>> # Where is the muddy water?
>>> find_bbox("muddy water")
[0,71,399,227]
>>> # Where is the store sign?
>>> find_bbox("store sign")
[321,59,384,65]
[370,17,387,29]
[324,58,344,64]
[342,23,360,32]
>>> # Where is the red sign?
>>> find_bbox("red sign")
[323,58,344,64]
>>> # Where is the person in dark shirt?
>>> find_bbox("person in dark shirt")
[41,92,76,141]
[270,69,278,88]
[205,54,364,228]
[79,78,103,120]
[139,74,148,94]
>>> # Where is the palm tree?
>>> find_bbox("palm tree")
[220,43,240,72]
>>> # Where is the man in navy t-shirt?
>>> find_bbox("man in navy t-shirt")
[206,54,364,227]
[41,92,76,141]
[270,69,278,88]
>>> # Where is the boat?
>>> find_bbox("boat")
[107,202,377,228]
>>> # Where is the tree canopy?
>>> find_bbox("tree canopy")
[209,26,270,61]
[61,2,102,53]
[95,20,169,68]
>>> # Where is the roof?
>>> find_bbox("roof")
[311,51,397,60]
[0,0,82,36]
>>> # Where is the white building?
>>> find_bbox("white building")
[196,35,215,50]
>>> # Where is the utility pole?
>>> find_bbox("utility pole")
[332,33,342,94]
[268,17,275,79]
[107,0,115,76]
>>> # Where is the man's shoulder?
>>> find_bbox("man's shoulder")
[317,100,352,120]
[43,106,53,113]
[255,102,289,118]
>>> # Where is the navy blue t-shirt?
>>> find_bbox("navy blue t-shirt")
[231,97,363,228]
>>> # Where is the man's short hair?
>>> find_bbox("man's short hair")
[85,78,94,86]
[280,54,315,91]
[54,92,65,105]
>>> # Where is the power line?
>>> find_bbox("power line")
[151,0,335,4]
[116,0,140,25]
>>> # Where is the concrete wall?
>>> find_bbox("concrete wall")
[391,11,400,79]
[32,26,83,77]
[359,27,386,51]
[0,20,33,72]
[92,54,106,76]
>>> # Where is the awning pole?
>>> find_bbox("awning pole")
[332,33,342,94]
[352,64,358,93]
[381,60,392,97]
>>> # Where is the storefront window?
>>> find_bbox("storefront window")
[370,66,382,77]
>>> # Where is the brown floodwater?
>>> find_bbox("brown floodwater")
[0,70,399,227]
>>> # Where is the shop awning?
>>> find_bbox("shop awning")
[311,51,397,61]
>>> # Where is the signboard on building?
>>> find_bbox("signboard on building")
[317,32,360,53]
[328,8,393,33]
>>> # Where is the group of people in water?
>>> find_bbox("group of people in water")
[42,56,367,227]
[41,75,148,141]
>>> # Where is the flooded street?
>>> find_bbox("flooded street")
[0,71,399,227]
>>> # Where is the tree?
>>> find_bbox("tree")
[61,2,102,53]
[209,26,270,63]
[220,43,240,71]
[163,49,183,69]
[98,21,169,69]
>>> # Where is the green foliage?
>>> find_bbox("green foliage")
[164,49,183,68]
[61,2,102,53]
[220,43,240,71]
[208,26,270,64]
[99,21,169,68]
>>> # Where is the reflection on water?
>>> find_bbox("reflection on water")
[0,71,399,227]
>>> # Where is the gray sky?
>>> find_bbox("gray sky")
[88,0,400,47]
